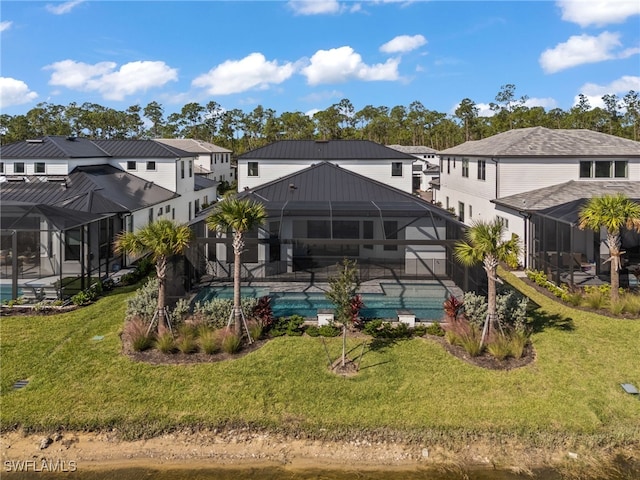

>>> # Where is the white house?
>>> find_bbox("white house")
[437,127,640,277]
[386,144,440,192]
[236,140,416,194]
[154,138,234,184]
[0,136,218,298]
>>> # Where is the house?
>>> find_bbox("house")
[236,140,416,194]
[0,136,218,300]
[386,144,440,193]
[193,161,484,293]
[154,138,234,186]
[437,126,640,283]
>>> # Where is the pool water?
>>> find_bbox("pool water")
[193,283,448,321]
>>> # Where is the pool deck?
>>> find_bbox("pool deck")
[195,277,463,299]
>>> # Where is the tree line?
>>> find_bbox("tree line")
[1,84,638,154]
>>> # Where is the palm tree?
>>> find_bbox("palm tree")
[114,219,193,334]
[578,194,640,301]
[206,197,267,337]
[454,218,521,346]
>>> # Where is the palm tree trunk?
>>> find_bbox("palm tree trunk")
[342,324,347,367]
[156,257,167,334]
[482,255,498,346]
[607,232,621,301]
[233,233,243,336]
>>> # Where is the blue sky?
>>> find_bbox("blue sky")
[1,0,639,119]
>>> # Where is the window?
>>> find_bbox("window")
[127,161,136,170]
[446,196,450,210]
[188,201,192,221]
[34,162,45,174]
[165,205,170,213]
[458,201,465,223]
[447,158,450,174]
[469,204,473,219]
[248,162,259,177]
[157,208,163,216]
[332,221,360,239]
[64,228,81,261]
[269,221,281,262]
[391,162,402,177]
[189,160,193,177]
[0,162,4,173]
[126,215,133,233]
[307,220,330,238]
[383,220,398,251]
[180,160,185,179]
[146,161,156,171]
[363,221,373,250]
[614,161,627,178]
[595,161,612,178]
[14,162,25,173]
[148,208,153,223]
[579,160,627,178]
[461,158,469,178]
[195,199,200,213]
[497,216,509,229]
[579,161,592,178]
[477,160,486,180]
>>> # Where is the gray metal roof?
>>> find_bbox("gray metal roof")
[155,138,232,154]
[494,180,640,212]
[1,203,112,231]
[238,140,416,160]
[0,136,193,159]
[237,161,452,218]
[439,127,640,157]
[194,174,217,191]
[0,165,177,214]
[0,136,109,159]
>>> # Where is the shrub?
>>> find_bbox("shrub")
[248,321,263,341]
[620,293,640,315]
[198,329,220,354]
[155,332,176,353]
[413,324,428,337]
[125,317,154,352]
[362,320,412,339]
[125,277,159,321]
[71,290,91,306]
[172,298,191,323]
[495,289,529,333]
[508,329,529,359]
[425,322,445,337]
[362,319,384,336]
[252,296,275,330]
[443,295,463,321]
[305,325,320,337]
[461,292,487,328]
[193,297,259,329]
[584,290,607,310]
[176,333,198,354]
[457,325,484,357]
[220,330,242,354]
[487,333,511,360]
[270,315,305,337]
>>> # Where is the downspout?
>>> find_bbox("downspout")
[491,157,499,199]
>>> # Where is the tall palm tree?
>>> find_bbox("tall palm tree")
[578,194,640,301]
[115,219,193,334]
[454,218,521,346]
[206,197,267,337]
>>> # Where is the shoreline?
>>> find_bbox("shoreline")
[2,429,638,476]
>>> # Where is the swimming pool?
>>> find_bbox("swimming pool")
[193,283,449,321]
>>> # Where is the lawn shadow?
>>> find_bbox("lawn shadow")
[529,308,575,333]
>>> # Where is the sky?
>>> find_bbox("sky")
[1,0,639,120]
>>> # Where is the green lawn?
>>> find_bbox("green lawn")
[1,275,639,449]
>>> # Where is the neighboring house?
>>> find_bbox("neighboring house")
[0,136,218,300]
[194,161,484,293]
[437,126,640,281]
[236,140,416,194]
[386,144,440,193]
[155,138,234,185]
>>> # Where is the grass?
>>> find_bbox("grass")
[1,277,639,453]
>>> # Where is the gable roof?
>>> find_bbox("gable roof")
[155,138,232,154]
[493,180,640,223]
[387,144,438,155]
[439,127,640,157]
[0,165,177,214]
[238,140,416,161]
[237,161,450,218]
[0,136,193,159]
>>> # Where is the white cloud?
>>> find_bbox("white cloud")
[575,75,640,108]
[0,77,38,109]
[287,0,342,15]
[524,97,559,110]
[301,46,400,85]
[380,34,426,54]
[539,32,639,74]
[46,0,85,15]
[557,0,640,27]
[0,21,12,32]
[45,59,178,101]
[193,53,295,95]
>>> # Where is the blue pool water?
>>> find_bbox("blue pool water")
[193,283,449,321]
[0,285,21,303]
